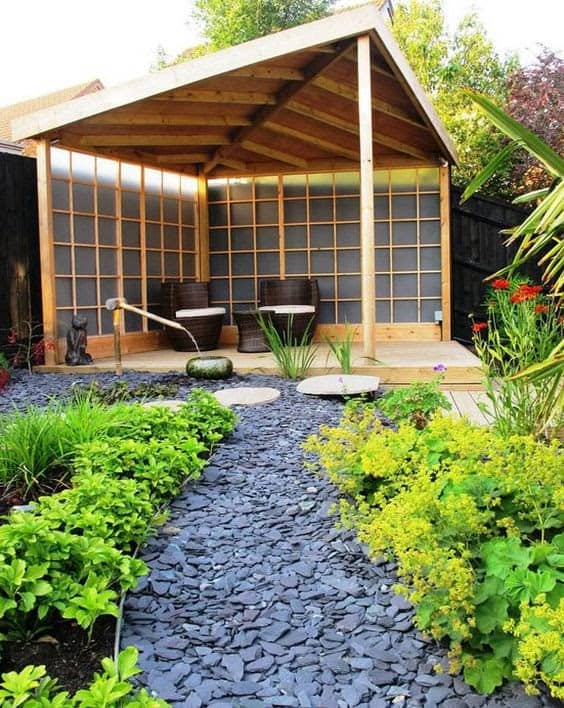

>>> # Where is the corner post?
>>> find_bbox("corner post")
[439,164,452,341]
[196,167,209,282]
[357,35,376,359]
[35,140,58,365]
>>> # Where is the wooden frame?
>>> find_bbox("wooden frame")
[36,140,58,365]
[439,164,452,340]
[358,35,376,359]
[16,5,459,357]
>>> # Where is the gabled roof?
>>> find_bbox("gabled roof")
[11,5,457,175]
[0,80,103,142]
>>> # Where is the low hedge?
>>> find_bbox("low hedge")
[305,403,563,697]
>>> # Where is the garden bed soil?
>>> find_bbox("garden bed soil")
[1,616,115,693]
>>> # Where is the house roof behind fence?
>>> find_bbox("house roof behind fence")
[0,80,103,143]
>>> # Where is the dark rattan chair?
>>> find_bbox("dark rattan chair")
[160,281,225,351]
[258,278,319,343]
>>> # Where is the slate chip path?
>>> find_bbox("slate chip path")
[1,372,553,708]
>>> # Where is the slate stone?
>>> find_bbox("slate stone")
[221,653,244,681]
[260,622,291,642]
[243,654,273,674]
[228,681,263,696]
[278,629,309,647]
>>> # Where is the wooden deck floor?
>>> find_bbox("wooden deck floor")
[39,340,483,388]
[443,390,492,426]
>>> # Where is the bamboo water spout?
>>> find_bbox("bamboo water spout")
[105,297,200,375]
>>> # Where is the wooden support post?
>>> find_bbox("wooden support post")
[196,167,209,282]
[35,140,58,365]
[357,35,376,359]
[112,308,123,375]
[439,164,452,341]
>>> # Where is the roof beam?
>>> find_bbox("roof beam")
[79,134,230,147]
[372,131,429,159]
[82,113,253,127]
[152,90,277,104]
[152,153,211,164]
[287,100,358,135]
[313,75,428,131]
[240,140,307,168]
[229,66,305,81]
[203,40,354,174]
[287,100,429,159]
[263,121,359,160]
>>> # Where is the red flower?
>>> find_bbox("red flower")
[510,284,544,303]
[492,279,510,290]
[472,322,488,333]
[534,305,549,314]
[7,328,17,345]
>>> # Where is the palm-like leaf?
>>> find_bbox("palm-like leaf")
[462,93,563,423]
[461,91,564,297]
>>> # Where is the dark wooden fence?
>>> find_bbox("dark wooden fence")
[0,152,42,351]
[450,186,541,342]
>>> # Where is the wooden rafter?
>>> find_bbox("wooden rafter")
[229,66,305,81]
[287,101,430,159]
[152,153,211,164]
[82,113,253,127]
[263,121,359,160]
[240,140,307,168]
[203,40,354,174]
[79,134,230,147]
[372,131,429,159]
[288,100,358,135]
[313,75,428,131]
[152,90,277,104]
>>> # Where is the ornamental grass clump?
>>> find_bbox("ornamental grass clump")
[305,411,564,698]
[470,275,563,438]
[257,313,318,379]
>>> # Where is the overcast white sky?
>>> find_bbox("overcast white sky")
[1,0,562,107]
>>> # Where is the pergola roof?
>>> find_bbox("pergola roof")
[11,4,457,177]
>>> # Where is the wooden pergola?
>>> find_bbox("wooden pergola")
[12,4,457,365]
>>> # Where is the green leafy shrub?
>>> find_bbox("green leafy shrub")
[0,646,169,706]
[0,389,235,644]
[306,413,564,697]
[110,389,236,452]
[378,376,451,429]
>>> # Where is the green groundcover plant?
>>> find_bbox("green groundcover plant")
[0,389,236,698]
[305,405,563,698]
[0,647,168,707]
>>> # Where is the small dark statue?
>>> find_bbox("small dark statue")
[65,315,93,366]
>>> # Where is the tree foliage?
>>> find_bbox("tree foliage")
[191,0,335,51]
[505,48,564,194]
[391,0,518,197]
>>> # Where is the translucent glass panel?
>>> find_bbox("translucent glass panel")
[208,178,280,321]
[374,168,441,323]
[207,168,441,325]
[51,148,197,336]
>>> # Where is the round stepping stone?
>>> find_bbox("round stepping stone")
[297,374,380,396]
[142,400,183,411]
[214,387,280,406]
